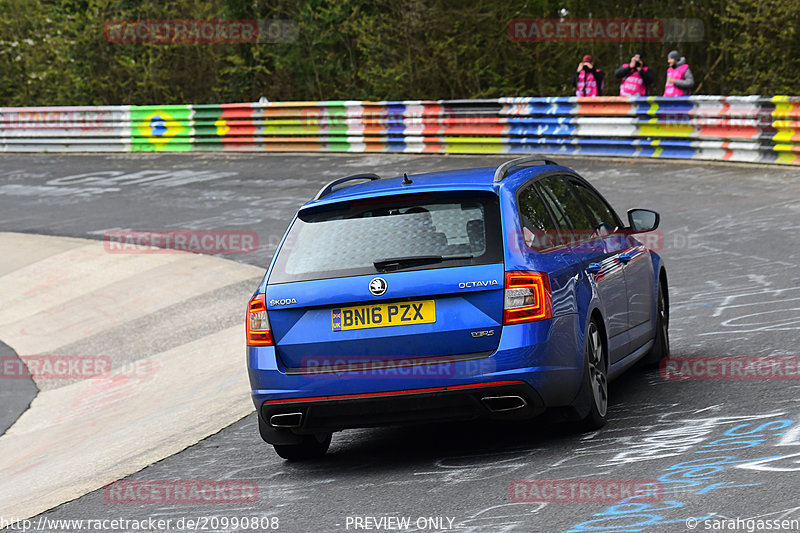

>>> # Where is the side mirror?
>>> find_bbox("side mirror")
[627,209,660,232]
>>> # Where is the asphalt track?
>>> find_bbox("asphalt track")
[0,232,264,521]
[0,340,35,436]
[1,154,800,533]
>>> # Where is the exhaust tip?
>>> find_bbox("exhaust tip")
[481,395,527,413]
[270,412,303,428]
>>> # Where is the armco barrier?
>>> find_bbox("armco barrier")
[1,96,800,164]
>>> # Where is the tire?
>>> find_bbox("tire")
[639,282,669,368]
[273,433,332,460]
[579,318,608,431]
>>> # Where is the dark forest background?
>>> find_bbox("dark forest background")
[1,0,796,105]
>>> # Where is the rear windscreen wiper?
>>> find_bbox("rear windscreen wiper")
[373,255,473,272]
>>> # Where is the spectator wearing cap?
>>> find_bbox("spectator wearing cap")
[664,50,695,96]
[615,51,654,96]
[572,55,604,97]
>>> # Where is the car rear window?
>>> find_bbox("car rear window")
[268,192,503,283]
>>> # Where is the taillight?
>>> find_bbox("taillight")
[503,271,552,325]
[246,294,274,346]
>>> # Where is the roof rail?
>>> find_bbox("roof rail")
[314,173,382,200]
[493,156,558,183]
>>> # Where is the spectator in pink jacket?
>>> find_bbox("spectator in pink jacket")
[572,55,605,97]
[615,51,654,96]
[664,50,695,96]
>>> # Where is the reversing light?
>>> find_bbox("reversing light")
[503,271,552,324]
[246,294,274,346]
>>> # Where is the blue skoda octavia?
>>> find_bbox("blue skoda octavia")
[246,157,668,459]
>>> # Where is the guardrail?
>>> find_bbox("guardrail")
[1,96,799,164]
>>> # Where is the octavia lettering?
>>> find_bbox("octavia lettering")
[459,280,499,289]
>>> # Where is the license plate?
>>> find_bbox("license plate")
[331,300,436,332]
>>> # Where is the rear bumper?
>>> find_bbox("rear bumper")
[258,381,544,443]
[248,315,586,442]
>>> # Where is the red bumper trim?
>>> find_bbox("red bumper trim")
[262,380,527,404]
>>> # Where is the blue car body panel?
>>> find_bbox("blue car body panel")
[247,160,665,440]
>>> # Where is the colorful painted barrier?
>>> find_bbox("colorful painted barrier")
[1,96,800,164]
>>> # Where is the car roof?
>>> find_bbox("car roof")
[303,160,576,209]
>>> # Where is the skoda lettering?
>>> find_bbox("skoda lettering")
[269,298,297,306]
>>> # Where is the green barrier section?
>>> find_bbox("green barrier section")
[130,105,193,152]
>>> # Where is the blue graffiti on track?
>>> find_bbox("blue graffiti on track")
[569,418,796,531]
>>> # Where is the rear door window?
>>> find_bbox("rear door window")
[569,178,621,234]
[537,175,593,231]
[517,184,558,250]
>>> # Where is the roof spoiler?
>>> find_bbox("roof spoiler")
[314,173,382,200]
[493,157,558,183]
